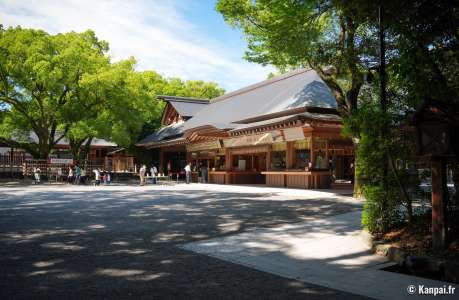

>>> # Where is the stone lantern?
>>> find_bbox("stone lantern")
[412,99,459,251]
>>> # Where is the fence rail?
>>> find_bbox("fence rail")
[0,154,108,179]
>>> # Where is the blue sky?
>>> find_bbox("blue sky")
[0,0,275,92]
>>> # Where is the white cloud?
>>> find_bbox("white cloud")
[0,0,275,91]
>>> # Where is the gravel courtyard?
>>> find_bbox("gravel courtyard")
[0,183,367,300]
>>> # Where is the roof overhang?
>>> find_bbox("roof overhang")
[183,125,230,142]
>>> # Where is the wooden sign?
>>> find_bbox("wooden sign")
[187,140,222,152]
[224,131,284,148]
[49,158,73,165]
[283,127,305,141]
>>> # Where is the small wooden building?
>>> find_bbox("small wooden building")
[104,149,135,173]
[138,69,354,188]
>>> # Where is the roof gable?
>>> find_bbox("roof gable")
[158,96,209,126]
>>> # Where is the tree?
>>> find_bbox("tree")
[0,27,169,160]
[216,0,382,115]
[216,0,459,233]
[0,27,110,158]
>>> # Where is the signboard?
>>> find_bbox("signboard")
[187,140,222,152]
[224,131,284,148]
[49,158,73,165]
[283,127,305,141]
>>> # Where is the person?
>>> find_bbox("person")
[167,161,171,177]
[139,165,146,186]
[101,170,106,185]
[68,166,73,184]
[57,167,62,182]
[106,172,111,185]
[74,164,81,185]
[33,167,41,184]
[202,163,208,183]
[80,168,86,185]
[93,168,101,186]
[22,163,27,180]
[150,165,157,184]
[184,162,191,184]
[315,151,325,169]
[198,162,203,183]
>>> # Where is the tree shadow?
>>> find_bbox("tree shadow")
[0,185,367,299]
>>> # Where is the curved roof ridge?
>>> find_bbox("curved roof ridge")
[212,68,312,103]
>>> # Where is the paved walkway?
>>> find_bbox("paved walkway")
[0,183,368,299]
[182,210,458,300]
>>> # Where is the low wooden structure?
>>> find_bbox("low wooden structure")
[412,99,459,250]
[138,69,354,188]
[105,149,135,173]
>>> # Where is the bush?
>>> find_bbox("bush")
[344,103,412,233]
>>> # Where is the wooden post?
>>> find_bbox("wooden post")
[310,136,315,167]
[431,158,446,251]
[159,149,164,174]
[266,147,272,171]
[225,149,232,184]
[10,147,14,178]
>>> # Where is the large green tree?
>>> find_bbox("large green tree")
[0,27,111,158]
[216,0,459,232]
[0,26,168,159]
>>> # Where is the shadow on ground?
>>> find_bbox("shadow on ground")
[0,185,367,300]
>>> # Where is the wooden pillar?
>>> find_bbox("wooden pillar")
[159,148,164,174]
[9,146,13,178]
[310,136,315,167]
[266,146,272,171]
[431,158,446,251]
[225,149,232,184]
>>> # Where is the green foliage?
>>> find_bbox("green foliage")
[0,26,224,158]
[216,0,383,113]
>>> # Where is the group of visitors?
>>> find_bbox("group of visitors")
[65,165,111,185]
[184,162,208,184]
[139,164,158,186]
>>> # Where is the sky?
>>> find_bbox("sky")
[0,0,275,92]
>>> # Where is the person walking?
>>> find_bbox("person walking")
[80,168,86,185]
[198,162,203,183]
[184,162,191,184]
[93,168,101,186]
[74,164,81,185]
[139,165,146,186]
[150,165,157,184]
[33,167,41,184]
[68,166,73,184]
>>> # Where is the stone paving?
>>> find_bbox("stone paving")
[0,183,368,299]
[183,210,458,300]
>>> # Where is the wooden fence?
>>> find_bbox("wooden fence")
[0,154,104,179]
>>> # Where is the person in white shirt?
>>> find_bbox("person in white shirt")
[184,163,191,184]
[33,167,41,184]
[93,169,100,186]
[139,165,146,186]
[150,165,157,184]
